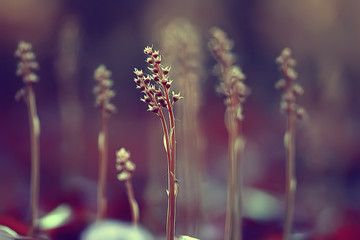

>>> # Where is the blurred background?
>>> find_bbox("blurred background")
[0,0,360,239]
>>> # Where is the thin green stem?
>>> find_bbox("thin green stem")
[27,83,40,236]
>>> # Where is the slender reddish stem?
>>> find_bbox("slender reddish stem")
[224,100,242,240]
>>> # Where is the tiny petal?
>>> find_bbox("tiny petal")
[146,57,154,64]
[155,56,161,64]
[153,50,159,58]
[134,77,141,84]
[275,79,286,90]
[144,46,153,55]
[94,65,111,80]
[125,161,136,172]
[140,95,151,103]
[153,75,159,82]
[105,104,117,114]
[286,68,297,80]
[117,171,131,181]
[230,66,245,81]
[296,107,306,120]
[292,84,304,96]
[162,66,171,75]
[116,147,130,162]
[15,88,26,102]
[144,77,151,84]
[24,73,39,83]
[134,68,144,78]
[147,105,159,113]
[165,80,172,88]
[172,91,183,102]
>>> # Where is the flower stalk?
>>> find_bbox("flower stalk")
[275,48,305,240]
[15,41,41,237]
[116,148,139,226]
[134,46,182,240]
[209,28,249,240]
[93,65,116,221]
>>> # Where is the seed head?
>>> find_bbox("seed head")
[93,65,116,114]
[15,41,39,84]
[116,148,136,181]
[276,48,306,118]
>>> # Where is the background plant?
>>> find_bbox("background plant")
[15,41,41,237]
[209,28,250,240]
[275,48,305,240]
[116,147,139,227]
[93,64,116,221]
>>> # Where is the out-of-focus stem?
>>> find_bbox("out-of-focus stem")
[283,109,296,240]
[125,179,139,226]
[97,108,108,221]
[224,102,242,240]
[27,83,40,236]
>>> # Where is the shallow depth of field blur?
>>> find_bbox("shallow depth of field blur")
[1,0,360,239]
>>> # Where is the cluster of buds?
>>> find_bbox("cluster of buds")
[209,27,249,120]
[115,148,136,181]
[15,41,39,84]
[93,65,116,114]
[15,41,40,101]
[275,48,306,120]
[134,46,182,114]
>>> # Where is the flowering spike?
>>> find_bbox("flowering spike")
[93,65,116,113]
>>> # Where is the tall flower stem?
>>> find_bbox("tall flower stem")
[125,179,139,226]
[275,48,305,240]
[134,46,182,240]
[93,65,116,221]
[165,104,176,240]
[209,28,249,240]
[15,41,41,237]
[224,103,243,240]
[116,148,139,226]
[283,107,296,240]
[97,108,109,221]
[27,83,40,236]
